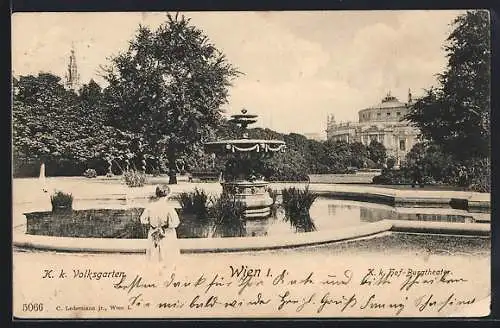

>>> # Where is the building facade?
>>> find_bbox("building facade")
[326,91,420,165]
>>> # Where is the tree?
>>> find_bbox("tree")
[13,73,82,173]
[307,140,329,174]
[367,140,387,167]
[12,73,128,176]
[323,140,352,173]
[262,148,310,181]
[386,156,396,170]
[349,142,370,168]
[406,10,490,160]
[405,142,455,183]
[102,13,241,184]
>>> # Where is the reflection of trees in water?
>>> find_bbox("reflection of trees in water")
[359,206,471,223]
[360,207,395,222]
[328,204,358,215]
[399,213,469,223]
[245,218,270,237]
[327,205,336,216]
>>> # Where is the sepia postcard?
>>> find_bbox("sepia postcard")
[11,10,491,319]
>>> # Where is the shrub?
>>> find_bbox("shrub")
[468,158,491,193]
[404,142,455,183]
[364,158,378,169]
[281,186,318,232]
[122,170,147,187]
[386,156,396,170]
[83,168,97,178]
[372,169,413,185]
[208,193,246,237]
[50,191,74,212]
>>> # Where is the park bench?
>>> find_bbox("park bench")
[189,170,220,182]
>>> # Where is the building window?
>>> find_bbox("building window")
[397,112,401,116]
[387,112,391,116]
[399,140,406,151]
[377,113,381,118]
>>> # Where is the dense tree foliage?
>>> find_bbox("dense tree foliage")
[13,74,95,175]
[406,10,490,160]
[367,141,387,166]
[12,75,381,180]
[12,73,136,177]
[376,141,490,192]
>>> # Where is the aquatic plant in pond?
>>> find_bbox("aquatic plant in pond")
[175,189,251,237]
[50,191,74,212]
[209,192,246,238]
[175,188,211,222]
[281,186,318,232]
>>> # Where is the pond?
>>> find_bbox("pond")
[22,197,481,239]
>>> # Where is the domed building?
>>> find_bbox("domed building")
[326,90,420,166]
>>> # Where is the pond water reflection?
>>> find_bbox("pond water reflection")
[21,197,478,239]
[311,198,475,229]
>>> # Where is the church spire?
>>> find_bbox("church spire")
[408,88,412,104]
[65,43,80,90]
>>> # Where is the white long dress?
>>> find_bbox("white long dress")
[140,199,181,264]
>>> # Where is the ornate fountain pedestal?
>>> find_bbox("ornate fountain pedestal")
[222,180,274,218]
[204,109,286,220]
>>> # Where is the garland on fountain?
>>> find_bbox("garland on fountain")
[226,143,286,153]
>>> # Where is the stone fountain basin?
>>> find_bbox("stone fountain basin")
[13,219,490,254]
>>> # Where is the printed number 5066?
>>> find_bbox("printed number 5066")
[22,303,44,312]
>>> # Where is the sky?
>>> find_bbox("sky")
[12,10,466,137]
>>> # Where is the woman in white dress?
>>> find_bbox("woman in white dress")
[140,185,181,269]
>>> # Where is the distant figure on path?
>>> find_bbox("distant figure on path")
[140,185,181,270]
[411,163,424,188]
[39,162,48,193]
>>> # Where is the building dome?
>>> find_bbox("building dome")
[326,89,420,167]
[358,92,409,124]
[368,93,406,109]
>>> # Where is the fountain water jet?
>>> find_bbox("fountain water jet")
[204,109,286,219]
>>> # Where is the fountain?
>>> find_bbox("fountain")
[204,109,286,219]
